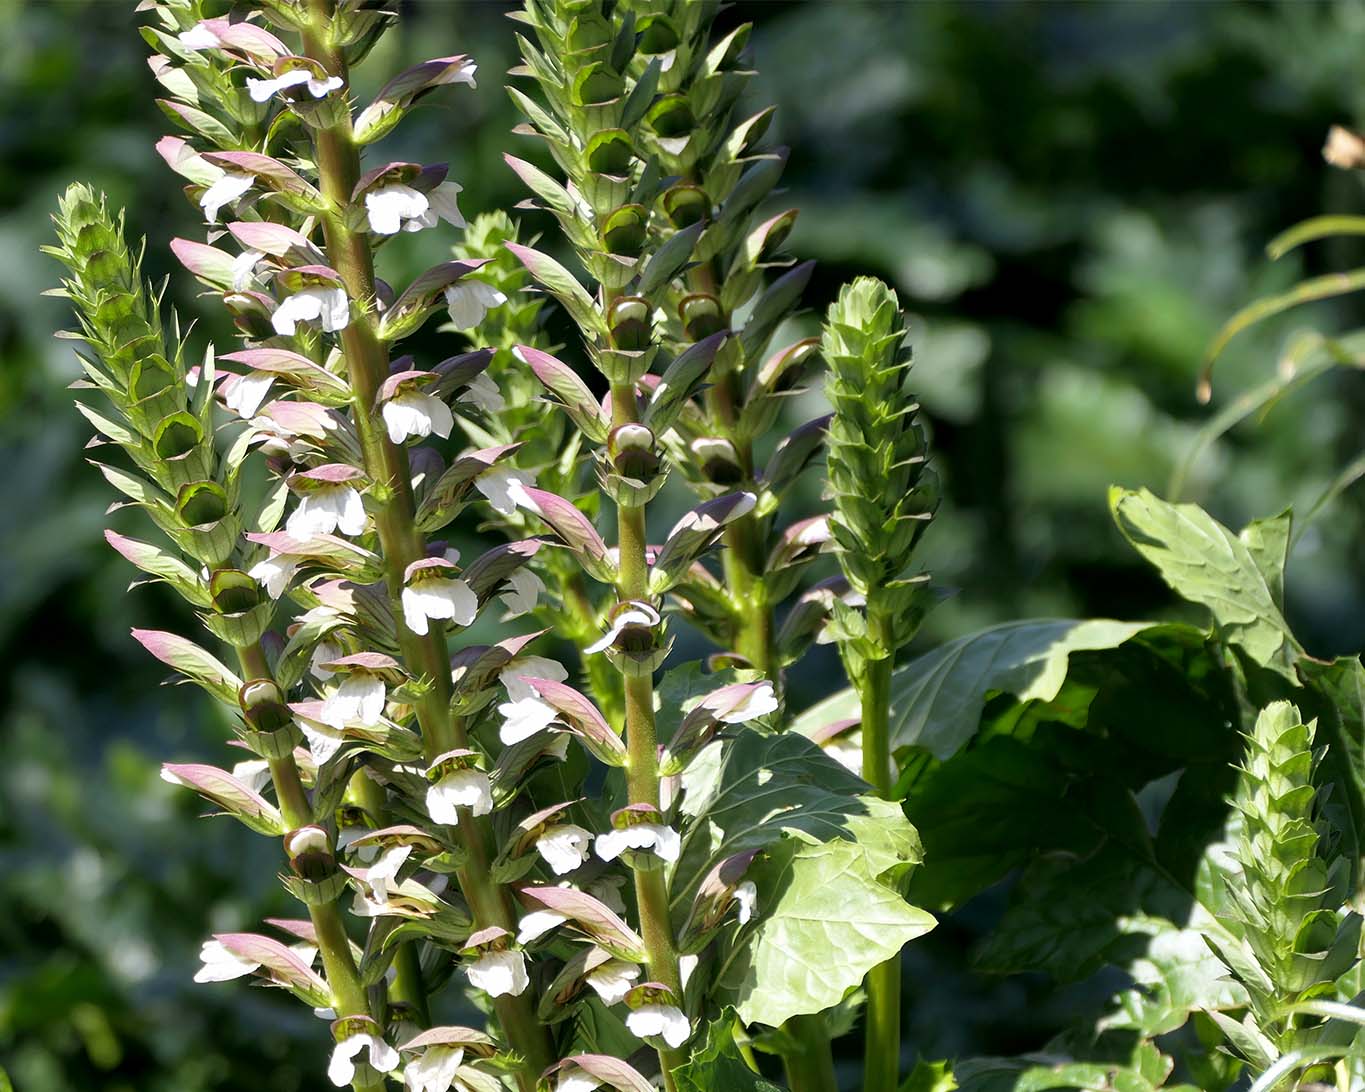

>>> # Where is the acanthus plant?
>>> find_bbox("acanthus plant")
[49,3,938,1092]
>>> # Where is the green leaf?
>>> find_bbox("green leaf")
[1109,487,1299,677]
[793,619,1154,760]
[714,836,936,1027]
[674,1017,783,1092]
[1265,214,1365,260]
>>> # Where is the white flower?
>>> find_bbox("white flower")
[426,769,492,825]
[248,551,299,599]
[733,881,758,924]
[718,682,779,724]
[405,1045,465,1092]
[320,671,386,730]
[298,715,345,764]
[516,909,567,945]
[193,939,258,983]
[500,656,566,702]
[535,824,593,875]
[401,576,477,636]
[248,68,344,103]
[444,280,508,329]
[497,696,558,746]
[595,823,680,864]
[383,390,455,444]
[555,1073,601,1092]
[287,483,366,538]
[199,171,253,223]
[679,952,698,988]
[625,1004,690,1048]
[584,603,660,655]
[365,844,412,906]
[474,466,535,517]
[231,247,264,291]
[824,735,861,775]
[466,949,529,997]
[309,638,343,681]
[584,959,639,1005]
[426,181,467,228]
[589,874,627,915]
[458,372,504,413]
[178,22,222,50]
[365,183,430,235]
[230,758,271,796]
[273,286,350,336]
[328,1033,399,1087]
[499,567,544,618]
[224,371,275,419]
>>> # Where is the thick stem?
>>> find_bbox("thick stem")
[234,641,383,1092]
[781,1014,842,1092]
[299,7,553,1084]
[860,649,898,1092]
[612,383,685,1088]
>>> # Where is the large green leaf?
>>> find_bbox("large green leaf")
[793,618,1156,760]
[1109,487,1299,677]
[673,1017,783,1092]
[677,730,933,1027]
[713,837,936,1028]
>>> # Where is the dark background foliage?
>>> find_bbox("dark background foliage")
[4,1,1365,1088]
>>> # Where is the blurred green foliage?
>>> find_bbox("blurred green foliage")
[6,1,1365,1088]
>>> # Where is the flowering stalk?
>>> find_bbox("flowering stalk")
[292,2,554,1081]
[822,278,939,1092]
[47,185,383,1092]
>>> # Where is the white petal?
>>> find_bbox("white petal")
[334,486,367,537]
[473,467,535,517]
[594,823,679,863]
[272,289,323,336]
[500,656,567,702]
[230,759,272,796]
[194,940,258,983]
[178,23,222,49]
[401,585,432,636]
[679,952,699,988]
[199,171,253,223]
[225,371,275,419]
[308,75,345,99]
[248,554,298,599]
[366,1035,400,1074]
[365,184,429,236]
[443,281,508,329]
[584,959,639,1005]
[535,824,593,875]
[328,1036,367,1087]
[426,770,492,825]
[321,673,385,730]
[719,682,780,724]
[457,372,504,413]
[426,181,467,228]
[555,1074,601,1092]
[516,909,567,944]
[498,696,558,745]
[467,950,529,997]
[733,880,758,924]
[319,287,351,333]
[625,1004,690,1048]
[247,69,313,103]
[499,567,544,618]
[403,578,478,636]
[405,1045,464,1092]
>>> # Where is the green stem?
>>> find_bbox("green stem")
[612,383,685,1090]
[781,1014,842,1092]
[235,641,383,1092]
[299,6,553,1085]
[860,650,898,1092]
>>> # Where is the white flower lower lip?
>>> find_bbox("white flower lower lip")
[273,286,350,336]
[426,769,493,825]
[466,949,529,997]
[624,1003,690,1048]
[401,576,477,636]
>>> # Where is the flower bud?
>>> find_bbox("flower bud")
[663,184,709,229]
[607,423,658,480]
[239,678,291,733]
[690,436,743,485]
[607,296,651,351]
[600,204,648,259]
[678,293,724,341]
[285,825,336,881]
